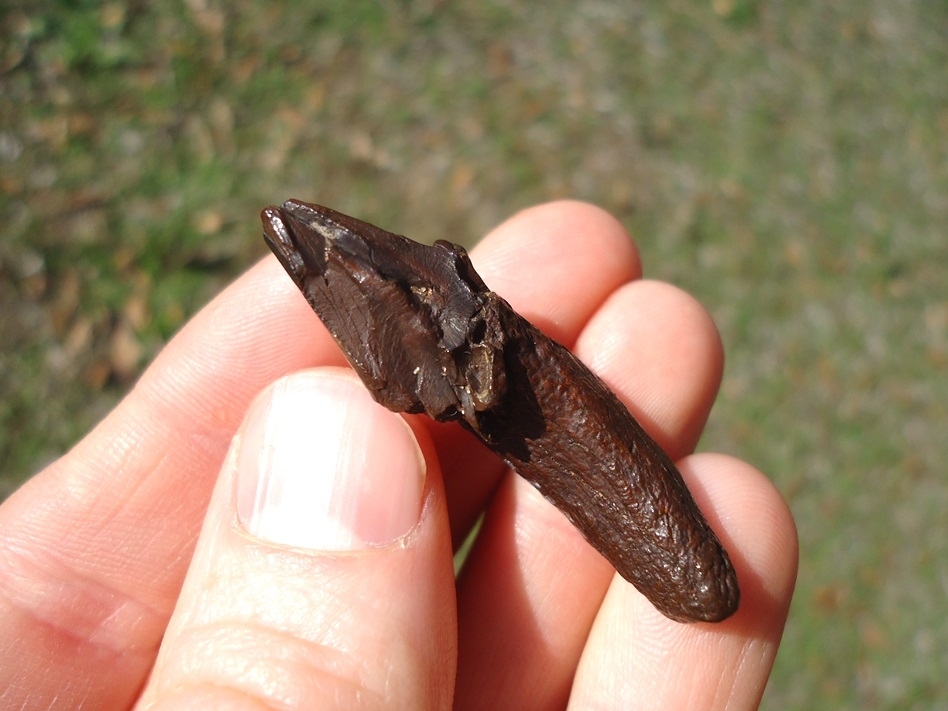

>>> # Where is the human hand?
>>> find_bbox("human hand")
[0,201,797,709]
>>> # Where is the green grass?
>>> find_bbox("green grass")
[2,1,947,707]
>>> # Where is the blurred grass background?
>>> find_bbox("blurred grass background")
[2,1,946,707]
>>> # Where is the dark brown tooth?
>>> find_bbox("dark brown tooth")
[261,199,739,622]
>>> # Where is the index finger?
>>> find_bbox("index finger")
[435,200,643,543]
[0,201,641,709]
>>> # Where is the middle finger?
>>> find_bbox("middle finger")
[455,280,724,711]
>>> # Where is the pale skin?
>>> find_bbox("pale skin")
[0,201,797,709]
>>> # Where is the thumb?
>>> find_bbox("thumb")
[138,368,457,710]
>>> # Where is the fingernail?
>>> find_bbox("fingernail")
[236,370,426,550]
